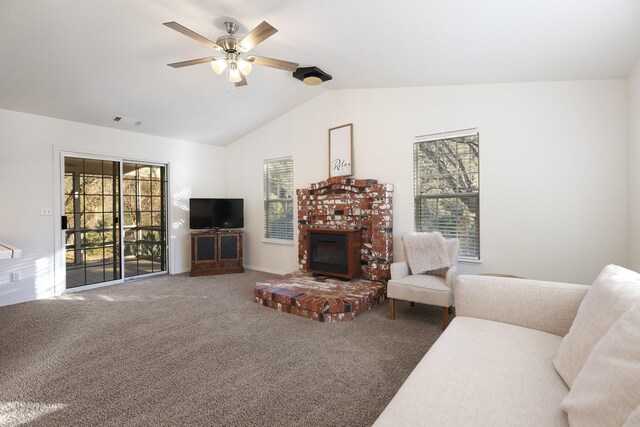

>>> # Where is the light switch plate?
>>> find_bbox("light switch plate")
[41,208,52,216]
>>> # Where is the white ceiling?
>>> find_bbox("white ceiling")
[1,0,639,146]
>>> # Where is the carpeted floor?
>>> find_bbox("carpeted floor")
[0,270,443,426]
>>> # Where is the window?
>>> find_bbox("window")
[263,157,294,241]
[414,129,480,259]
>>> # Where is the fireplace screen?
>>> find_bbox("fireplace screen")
[309,232,348,275]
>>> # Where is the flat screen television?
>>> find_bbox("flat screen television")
[189,198,244,230]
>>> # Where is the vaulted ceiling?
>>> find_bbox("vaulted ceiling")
[1,0,639,146]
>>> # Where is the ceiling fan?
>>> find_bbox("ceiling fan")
[164,20,299,87]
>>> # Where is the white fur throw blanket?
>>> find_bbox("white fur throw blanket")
[402,232,451,274]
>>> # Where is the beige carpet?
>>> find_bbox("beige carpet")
[0,270,443,426]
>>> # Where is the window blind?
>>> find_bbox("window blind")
[413,130,480,259]
[263,157,294,241]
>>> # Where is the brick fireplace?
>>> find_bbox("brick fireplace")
[254,176,394,322]
[297,176,394,282]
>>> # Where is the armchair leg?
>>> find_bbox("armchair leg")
[389,298,395,320]
[442,306,449,330]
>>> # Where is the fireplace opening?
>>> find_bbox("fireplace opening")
[310,233,348,275]
[307,229,361,280]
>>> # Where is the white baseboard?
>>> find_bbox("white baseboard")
[0,296,34,308]
[244,264,290,276]
[0,291,56,308]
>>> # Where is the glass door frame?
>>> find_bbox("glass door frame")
[57,151,170,293]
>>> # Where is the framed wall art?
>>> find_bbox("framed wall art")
[328,123,353,177]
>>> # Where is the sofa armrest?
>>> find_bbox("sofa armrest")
[390,262,410,280]
[454,275,589,336]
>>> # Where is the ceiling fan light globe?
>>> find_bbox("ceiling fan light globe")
[237,59,252,76]
[229,67,242,83]
[210,58,227,75]
[303,76,323,86]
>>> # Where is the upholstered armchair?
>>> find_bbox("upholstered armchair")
[387,238,460,329]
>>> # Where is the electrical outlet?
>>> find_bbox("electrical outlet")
[11,272,21,282]
[41,208,52,216]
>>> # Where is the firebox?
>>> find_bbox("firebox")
[307,229,361,280]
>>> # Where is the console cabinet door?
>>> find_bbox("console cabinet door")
[218,234,239,260]
[196,235,216,261]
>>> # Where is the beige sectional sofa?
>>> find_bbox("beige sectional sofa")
[374,266,640,427]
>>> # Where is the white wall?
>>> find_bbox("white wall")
[226,80,628,284]
[225,117,299,274]
[0,109,226,307]
[629,59,640,272]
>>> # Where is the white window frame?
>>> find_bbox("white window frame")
[263,156,294,242]
[413,128,480,260]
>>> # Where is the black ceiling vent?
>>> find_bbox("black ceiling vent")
[113,116,142,126]
[293,66,332,86]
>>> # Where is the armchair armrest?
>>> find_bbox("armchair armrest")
[454,275,589,336]
[390,262,410,280]
[445,265,458,288]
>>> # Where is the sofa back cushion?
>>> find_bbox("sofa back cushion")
[553,264,640,387]
[561,304,640,426]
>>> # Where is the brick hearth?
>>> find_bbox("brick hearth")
[254,271,386,322]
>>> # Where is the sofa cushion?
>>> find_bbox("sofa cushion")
[387,274,452,307]
[553,264,640,387]
[561,304,640,427]
[373,317,569,427]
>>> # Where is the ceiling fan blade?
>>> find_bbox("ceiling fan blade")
[235,74,248,87]
[237,21,277,52]
[167,56,218,68]
[249,55,299,72]
[163,21,223,51]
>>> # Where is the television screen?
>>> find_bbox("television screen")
[212,198,244,229]
[189,198,244,229]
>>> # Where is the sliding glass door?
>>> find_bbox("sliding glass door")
[122,163,167,277]
[64,157,121,288]
[63,156,167,289]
